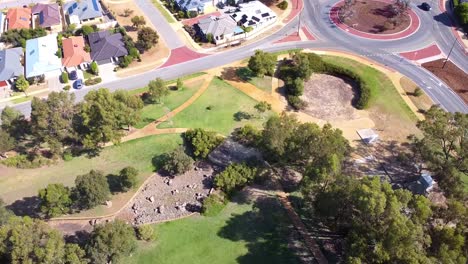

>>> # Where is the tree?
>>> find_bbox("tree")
[86,220,137,264]
[78,88,127,150]
[131,15,146,28]
[30,92,77,156]
[136,225,154,241]
[64,244,88,264]
[162,147,193,175]
[90,61,99,75]
[119,166,138,191]
[61,71,69,83]
[38,184,72,218]
[123,8,134,17]
[113,90,144,130]
[80,25,94,35]
[0,198,13,226]
[214,163,257,195]
[0,106,29,139]
[74,170,110,209]
[137,27,159,51]
[260,113,299,162]
[176,78,183,90]
[183,128,223,158]
[254,101,271,117]
[147,78,168,103]
[206,33,214,43]
[455,3,468,25]
[0,129,15,156]
[248,50,277,77]
[15,75,29,94]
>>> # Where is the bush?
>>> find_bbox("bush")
[233,111,253,121]
[63,85,71,91]
[287,95,307,110]
[183,128,223,159]
[413,87,423,97]
[119,55,133,68]
[90,61,99,75]
[277,0,288,10]
[214,163,258,195]
[201,193,226,216]
[119,166,139,191]
[136,225,155,241]
[232,125,261,147]
[455,3,468,25]
[0,154,53,169]
[84,77,102,86]
[61,72,69,83]
[62,150,73,161]
[162,147,193,176]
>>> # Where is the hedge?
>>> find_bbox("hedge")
[84,77,102,86]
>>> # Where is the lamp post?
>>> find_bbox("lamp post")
[442,38,458,69]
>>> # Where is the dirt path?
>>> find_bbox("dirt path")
[277,192,329,264]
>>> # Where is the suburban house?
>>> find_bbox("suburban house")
[31,3,62,32]
[196,15,243,45]
[25,34,62,78]
[88,30,128,64]
[63,0,104,28]
[0,48,24,86]
[175,0,221,15]
[6,7,32,30]
[62,36,92,69]
[230,1,277,29]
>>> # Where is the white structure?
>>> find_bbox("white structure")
[25,34,62,78]
[357,128,379,144]
[230,1,277,29]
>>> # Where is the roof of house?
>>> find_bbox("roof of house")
[25,34,62,78]
[176,0,212,12]
[64,0,103,21]
[62,36,91,67]
[6,7,32,30]
[0,47,24,81]
[88,31,128,61]
[231,1,276,27]
[32,3,61,28]
[197,15,237,37]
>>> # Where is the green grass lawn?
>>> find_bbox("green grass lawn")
[157,77,269,135]
[321,56,417,123]
[135,79,205,128]
[125,196,300,264]
[82,69,96,80]
[151,0,176,23]
[0,134,182,204]
[236,67,273,93]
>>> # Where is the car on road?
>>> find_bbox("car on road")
[74,79,83,89]
[69,70,78,80]
[421,2,431,11]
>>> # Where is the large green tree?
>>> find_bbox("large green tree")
[74,170,110,209]
[162,147,194,176]
[248,50,277,77]
[1,106,29,139]
[113,90,144,130]
[118,166,139,192]
[86,220,137,264]
[214,163,257,195]
[136,27,159,51]
[0,129,15,156]
[183,128,223,159]
[38,183,72,218]
[147,78,168,103]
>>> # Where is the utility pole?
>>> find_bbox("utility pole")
[442,38,458,69]
[297,10,302,36]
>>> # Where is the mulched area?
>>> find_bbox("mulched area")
[422,59,468,104]
[339,0,411,34]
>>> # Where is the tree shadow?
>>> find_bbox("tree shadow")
[218,196,301,264]
[106,174,122,194]
[7,196,41,217]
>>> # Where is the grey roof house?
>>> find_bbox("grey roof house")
[88,31,128,64]
[175,0,220,14]
[196,15,240,44]
[32,3,62,30]
[64,0,103,25]
[0,48,24,82]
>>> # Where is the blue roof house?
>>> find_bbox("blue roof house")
[25,34,62,78]
[63,0,103,27]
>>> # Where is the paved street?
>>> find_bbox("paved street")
[2,0,467,116]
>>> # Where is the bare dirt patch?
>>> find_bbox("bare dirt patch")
[422,59,468,104]
[399,77,433,112]
[300,74,360,121]
[339,0,411,34]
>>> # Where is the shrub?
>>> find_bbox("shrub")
[63,85,71,91]
[206,33,214,43]
[136,225,154,241]
[84,77,102,86]
[233,111,253,121]
[201,193,226,216]
[214,163,258,195]
[232,125,261,147]
[162,147,193,176]
[119,55,133,68]
[0,154,52,168]
[287,95,307,110]
[61,72,69,83]
[62,150,73,161]
[413,87,423,97]
[119,166,139,191]
[90,61,99,75]
[183,128,223,159]
[277,0,288,10]
[176,78,183,90]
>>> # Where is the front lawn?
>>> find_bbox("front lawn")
[157,77,269,135]
[125,195,300,264]
[236,67,273,93]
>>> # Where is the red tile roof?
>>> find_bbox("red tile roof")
[62,36,91,67]
[6,8,32,30]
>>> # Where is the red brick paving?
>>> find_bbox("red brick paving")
[399,44,442,61]
[274,32,302,43]
[181,11,222,26]
[302,26,316,40]
[284,0,304,23]
[159,47,208,68]
[329,0,420,40]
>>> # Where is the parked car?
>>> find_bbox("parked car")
[74,79,83,89]
[69,70,78,80]
[421,2,431,11]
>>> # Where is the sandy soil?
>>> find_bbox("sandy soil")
[399,77,433,112]
[300,74,360,121]
[340,0,411,34]
[422,59,468,104]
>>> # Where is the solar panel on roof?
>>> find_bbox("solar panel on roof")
[92,0,100,11]
[73,2,78,8]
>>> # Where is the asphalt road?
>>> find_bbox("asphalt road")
[3,0,468,116]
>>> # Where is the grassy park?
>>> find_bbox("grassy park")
[126,195,300,264]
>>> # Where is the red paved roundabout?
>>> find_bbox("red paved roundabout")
[329,0,420,40]
[160,47,208,68]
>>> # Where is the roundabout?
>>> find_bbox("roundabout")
[329,0,421,40]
